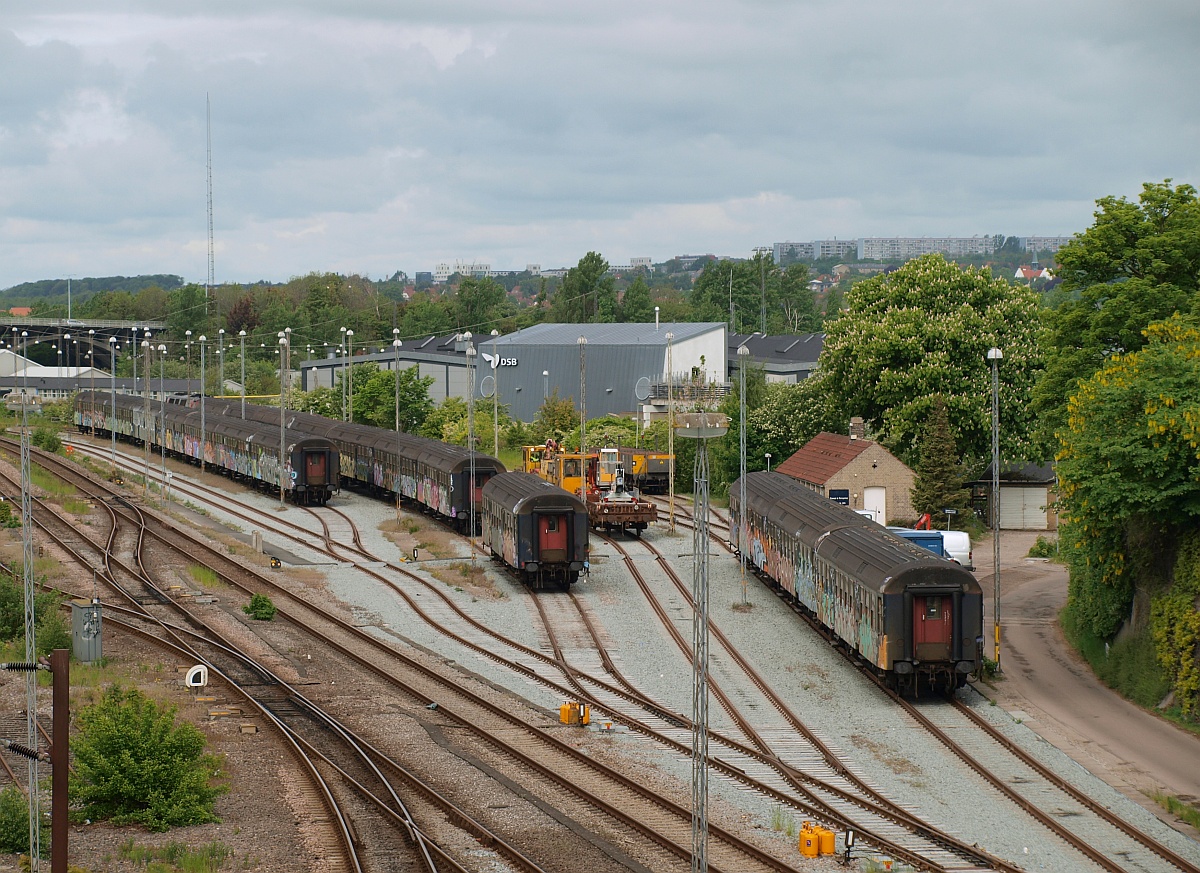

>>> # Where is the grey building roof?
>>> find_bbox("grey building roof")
[495,322,721,347]
[729,332,824,379]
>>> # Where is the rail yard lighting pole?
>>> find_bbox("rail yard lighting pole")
[578,336,587,505]
[88,329,96,426]
[279,335,289,509]
[158,344,167,496]
[492,330,501,457]
[199,336,207,473]
[346,329,355,422]
[765,453,771,472]
[738,344,750,606]
[340,327,347,420]
[142,340,152,495]
[393,333,402,518]
[185,330,192,396]
[675,411,730,873]
[238,330,247,419]
[543,370,549,401]
[392,329,402,434]
[131,326,138,395]
[108,337,117,468]
[666,331,675,533]
[988,346,1003,672]
[466,342,477,563]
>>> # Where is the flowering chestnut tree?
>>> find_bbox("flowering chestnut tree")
[816,254,1043,468]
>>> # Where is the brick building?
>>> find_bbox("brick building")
[776,426,916,524]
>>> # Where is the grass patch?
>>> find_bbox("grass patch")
[1060,604,1171,709]
[1150,791,1200,830]
[119,838,233,871]
[30,465,75,499]
[61,498,90,516]
[187,566,223,591]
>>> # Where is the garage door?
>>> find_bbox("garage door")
[999,486,1048,530]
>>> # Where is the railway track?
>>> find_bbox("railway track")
[47,438,797,871]
[63,436,1200,871]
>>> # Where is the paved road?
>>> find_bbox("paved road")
[974,530,1200,835]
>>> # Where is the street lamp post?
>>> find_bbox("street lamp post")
[88,330,96,426]
[108,337,117,469]
[158,344,167,495]
[392,334,402,516]
[185,330,192,396]
[738,344,750,605]
[542,370,549,401]
[666,331,675,533]
[141,340,152,494]
[988,346,1003,672]
[340,327,347,420]
[218,328,225,399]
[131,326,138,394]
[199,336,207,473]
[346,329,354,422]
[492,330,501,458]
[578,336,587,506]
[239,330,247,418]
[466,342,477,562]
[279,335,289,509]
[765,453,772,472]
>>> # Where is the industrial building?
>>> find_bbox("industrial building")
[303,322,728,423]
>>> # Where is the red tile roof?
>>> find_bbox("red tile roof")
[777,432,871,485]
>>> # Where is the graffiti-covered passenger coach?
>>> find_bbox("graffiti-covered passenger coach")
[730,471,983,693]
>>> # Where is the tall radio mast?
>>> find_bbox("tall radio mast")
[206,94,215,314]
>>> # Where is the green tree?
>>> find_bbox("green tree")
[619,275,655,323]
[1057,316,1200,639]
[552,253,616,323]
[352,363,435,432]
[909,397,972,527]
[531,390,578,443]
[746,378,842,470]
[420,397,469,445]
[452,276,507,331]
[71,685,227,831]
[816,254,1043,468]
[778,263,819,332]
[1031,180,1200,458]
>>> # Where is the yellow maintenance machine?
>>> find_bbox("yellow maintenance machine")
[523,444,658,536]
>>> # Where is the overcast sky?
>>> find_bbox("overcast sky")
[1,2,1197,289]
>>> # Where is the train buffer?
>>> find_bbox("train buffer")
[559,701,591,726]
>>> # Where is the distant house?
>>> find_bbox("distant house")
[8,308,31,317]
[1014,265,1053,282]
[776,422,916,524]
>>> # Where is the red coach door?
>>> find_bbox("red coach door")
[306,451,328,485]
[537,514,568,563]
[914,595,952,661]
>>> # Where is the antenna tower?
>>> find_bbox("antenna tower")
[206,94,215,314]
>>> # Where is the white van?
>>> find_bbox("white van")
[941,531,974,570]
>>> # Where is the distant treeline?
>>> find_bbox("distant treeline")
[0,275,186,307]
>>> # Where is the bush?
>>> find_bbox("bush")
[242,593,276,621]
[0,785,33,854]
[1028,536,1059,559]
[30,428,61,454]
[70,685,227,831]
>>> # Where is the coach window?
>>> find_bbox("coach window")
[546,515,558,532]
